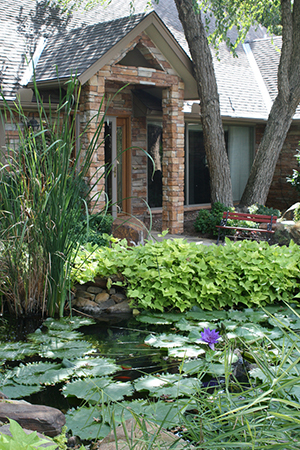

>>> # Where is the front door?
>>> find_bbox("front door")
[105,117,131,217]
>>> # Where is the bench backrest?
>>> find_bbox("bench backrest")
[222,211,278,224]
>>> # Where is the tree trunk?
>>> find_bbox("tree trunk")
[240,0,300,206]
[174,0,233,207]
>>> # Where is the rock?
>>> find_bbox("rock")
[96,418,194,449]
[0,400,65,437]
[0,424,56,448]
[109,288,117,295]
[75,290,95,300]
[112,215,148,246]
[289,222,300,243]
[67,435,81,447]
[93,277,108,289]
[95,292,110,303]
[73,297,99,308]
[107,300,131,313]
[95,298,116,310]
[87,286,103,294]
[282,203,300,221]
[111,293,126,303]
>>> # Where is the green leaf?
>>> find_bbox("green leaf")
[38,339,94,359]
[144,333,189,348]
[0,383,43,399]
[63,377,133,402]
[0,342,36,361]
[65,407,111,441]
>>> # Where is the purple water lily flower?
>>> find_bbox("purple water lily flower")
[198,328,220,350]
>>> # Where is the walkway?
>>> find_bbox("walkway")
[149,231,215,246]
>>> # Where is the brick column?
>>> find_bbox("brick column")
[80,74,106,212]
[162,81,185,234]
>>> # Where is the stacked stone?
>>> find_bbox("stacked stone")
[72,277,131,314]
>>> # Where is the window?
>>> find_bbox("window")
[147,122,163,208]
[185,123,253,205]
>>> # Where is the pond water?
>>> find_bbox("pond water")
[0,312,178,412]
[2,305,299,446]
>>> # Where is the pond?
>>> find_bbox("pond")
[1,304,300,447]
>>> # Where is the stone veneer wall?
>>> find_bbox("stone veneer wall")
[80,75,106,211]
[255,124,300,211]
[162,83,185,234]
[79,32,185,233]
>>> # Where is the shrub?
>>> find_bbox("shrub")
[194,202,233,236]
[248,203,280,217]
[294,204,300,222]
[71,213,113,247]
[287,148,300,193]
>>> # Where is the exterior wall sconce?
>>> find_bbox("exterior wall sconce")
[27,113,39,131]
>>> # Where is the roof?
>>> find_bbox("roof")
[35,13,148,82]
[1,0,299,120]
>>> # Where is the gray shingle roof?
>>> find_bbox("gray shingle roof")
[1,0,298,121]
[35,13,148,82]
[250,37,281,102]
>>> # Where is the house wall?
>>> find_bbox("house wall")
[255,124,300,212]
[105,80,148,216]
[79,31,185,233]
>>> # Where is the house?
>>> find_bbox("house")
[1,0,299,234]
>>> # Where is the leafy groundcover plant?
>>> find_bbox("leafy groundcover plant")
[0,418,57,450]
[0,77,110,317]
[71,237,300,312]
[1,304,300,448]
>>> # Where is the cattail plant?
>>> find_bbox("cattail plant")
[0,77,109,317]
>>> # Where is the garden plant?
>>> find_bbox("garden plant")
[1,303,300,448]
[0,77,112,317]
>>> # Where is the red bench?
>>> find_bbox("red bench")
[216,211,277,245]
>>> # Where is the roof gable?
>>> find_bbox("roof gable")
[34,13,148,82]
[117,42,164,71]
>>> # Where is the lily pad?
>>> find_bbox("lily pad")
[0,383,43,399]
[144,333,189,349]
[63,377,133,403]
[38,339,94,359]
[182,359,207,375]
[0,342,36,361]
[168,346,206,358]
[65,407,111,441]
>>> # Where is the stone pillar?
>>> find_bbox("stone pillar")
[162,81,185,234]
[80,74,106,212]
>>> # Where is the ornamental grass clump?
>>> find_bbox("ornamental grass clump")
[0,77,109,317]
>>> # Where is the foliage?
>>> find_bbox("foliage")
[248,202,281,217]
[198,0,282,53]
[0,418,57,449]
[295,204,300,222]
[2,305,300,447]
[194,202,234,236]
[72,237,300,312]
[70,213,113,247]
[0,76,110,317]
[287,150,300,193]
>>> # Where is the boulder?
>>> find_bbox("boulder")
[107,300,131,313]
[73,297,98,308]
[112,215,148,246]
[95,292,110,303]
[87,286,103,294]
[281,203,300,221]
[0,400,65,437]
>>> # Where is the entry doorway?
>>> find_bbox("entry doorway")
[104,117,131,218]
